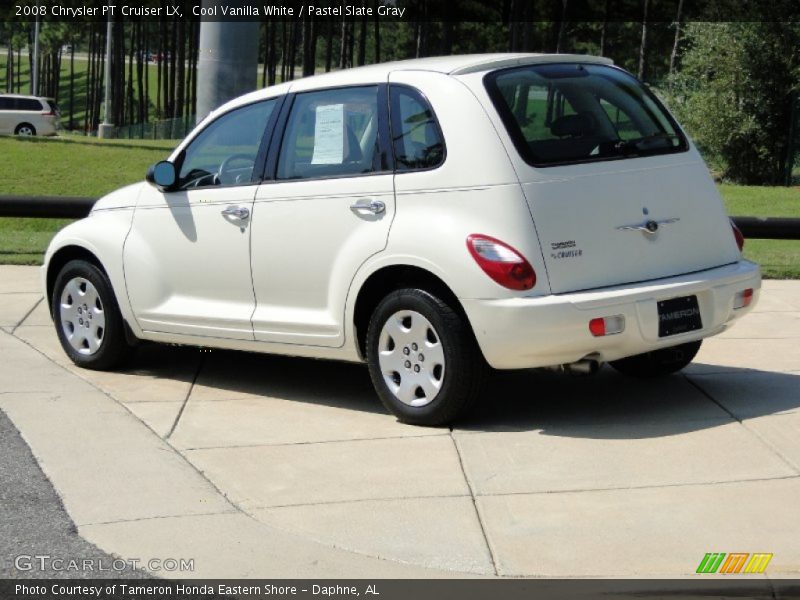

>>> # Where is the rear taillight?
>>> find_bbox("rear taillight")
[731,219,745,252]
[589,315,625,337]
[42,109,55,116]
[466,234,536,291]
[733,288,754,310]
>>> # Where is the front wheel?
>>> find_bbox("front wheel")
[52,259,132,370]
[366,289,487,426]
[609,340,702,378]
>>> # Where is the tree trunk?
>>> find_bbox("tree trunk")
[669,0,684,76]
[599,0,610,56]
[144,26,150,123]
[127,24,135,126]
[68,42,75,129]
[555,0,568,53]
[357,2,367,66]
[325,19,333,72]
[136,23,144,125]
[638,0,649,81]
[303,17,316,76]
[176,17,186,118]
[262,21,269,87]
[16,45,22,93]
[169,20,178,118]
[5,42,13,93]
[95,26,106,130]
[373,9,380,63]
[339,18,347,69]
[156,22,163,120]
[268,21,277,84]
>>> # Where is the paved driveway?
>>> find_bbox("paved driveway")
[1,265,798,578]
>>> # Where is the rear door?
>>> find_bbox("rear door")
[485,63,740,293]
[249,84,394,346]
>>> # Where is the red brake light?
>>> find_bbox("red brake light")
[466,234,536,291]
[731,219,745,252]
[589,318,606,337]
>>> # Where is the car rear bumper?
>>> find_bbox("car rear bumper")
[461,260,761,369]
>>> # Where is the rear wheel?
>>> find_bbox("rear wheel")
[366,289,486,426]
[15,123,36,136]
[609,340,702,378]
[52,259,132,370]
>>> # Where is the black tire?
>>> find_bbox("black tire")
[51,259,132,370]
[609,340,702,378]
[14,123,36,136]
[365,288,487,426]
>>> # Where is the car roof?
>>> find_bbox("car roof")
[215,53,614,119]
[0,93,47,100]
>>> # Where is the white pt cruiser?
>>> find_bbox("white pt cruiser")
[44,54,760,425]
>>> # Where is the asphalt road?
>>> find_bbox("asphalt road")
[0,408,151,579]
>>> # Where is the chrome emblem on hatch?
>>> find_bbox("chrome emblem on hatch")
[616,217,680,235]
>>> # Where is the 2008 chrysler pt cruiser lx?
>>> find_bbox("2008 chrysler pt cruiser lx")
[44,54,760,425]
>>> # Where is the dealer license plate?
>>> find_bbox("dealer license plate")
[657,295,702,337]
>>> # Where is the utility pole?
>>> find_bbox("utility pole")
[196,0,259,123]
[98,10,114,138]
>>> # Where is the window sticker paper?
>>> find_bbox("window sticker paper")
[311,103,345,164]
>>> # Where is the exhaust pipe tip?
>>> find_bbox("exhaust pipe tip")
[561,358,601,376]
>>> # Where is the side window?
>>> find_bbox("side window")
[17,98,43,111]
[277,86,381,180]
[389,86,445,171]
[178,99,276,190]
[0,97,12,110]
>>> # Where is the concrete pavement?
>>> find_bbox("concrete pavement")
[1,265,799,578]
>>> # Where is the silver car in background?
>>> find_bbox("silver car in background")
[0,94,60,136]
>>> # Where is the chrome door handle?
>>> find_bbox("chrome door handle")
[350,199,385,215]
[221,206,250,220]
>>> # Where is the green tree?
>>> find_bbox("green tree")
[667,22,800,184]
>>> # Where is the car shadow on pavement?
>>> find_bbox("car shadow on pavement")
[122,343,800,438]
[461,365,800,439]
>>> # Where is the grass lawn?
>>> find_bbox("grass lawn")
[0,136,175,264]
[0,136,798,277]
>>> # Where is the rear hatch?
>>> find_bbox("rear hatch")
[484,61,740,293]
[520,157,740,293]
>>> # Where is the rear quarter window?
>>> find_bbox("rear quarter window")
[15,98,44,111]
[485,63,688,167]
[389,85,445,171]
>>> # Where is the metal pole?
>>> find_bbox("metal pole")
[196,0,259,123]
[97,11,114,138]
[31,16,40,95]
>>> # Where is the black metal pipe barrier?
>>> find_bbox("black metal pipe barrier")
[0,196,97,219]
[0,195,799,240]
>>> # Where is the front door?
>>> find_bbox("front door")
[125,98,279,339]
[250,85,394,347]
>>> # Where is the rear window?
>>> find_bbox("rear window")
[485,63,687,167]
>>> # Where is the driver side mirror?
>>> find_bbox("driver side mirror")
[146,161,177,191]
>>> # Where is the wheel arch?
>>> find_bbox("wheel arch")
[351,263,478,360]
[46,245,109,312]
[15,122,36,135]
